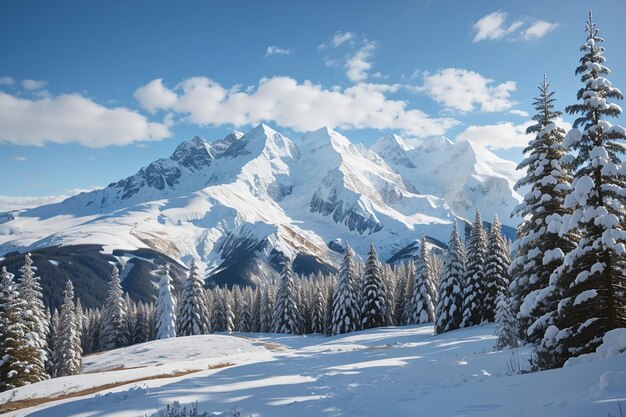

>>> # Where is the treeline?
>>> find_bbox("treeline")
[0,215,513,392]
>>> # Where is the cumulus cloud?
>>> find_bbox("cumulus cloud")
[133,78,178,114]
[457,117,571,150]
[134,76,458,138]
[0,91,171,147]
[472,11,558,42]
[0,76,15,86]
[457,121,533,150]
[265,45,291,56]
[509,109,529,117]
[12,156,26,161]
[521,20,559,40]
[0,187,100,212]
[346,41,376,83]
[21,79,48,90]
[417,68,516,113]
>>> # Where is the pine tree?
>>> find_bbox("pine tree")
[0,267,46,391]
[331,244,360,335]
[259,285,275,333]
[156,265,177,339]
[311,281,326,334]
[360,243,388,329]
[100,267,128,351]
[407,235,436,324]
[495,292,518,350]
[16,253,50,380]
[210,288,231,333]
[273,258,301,334]
[177,261,211,336]
[541,12,626,367]
[435,224,466,334]
[483,215,511,322]
[48,309,60,376]
[53,280,82,377]
[509,76,576,344]
[238,289,253,333]
[85,309,101,355]
[461,210,488,327]
[251,287,262,332]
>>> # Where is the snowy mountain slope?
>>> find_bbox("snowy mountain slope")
[372,134,523,225]
[0,124,522,291]
[3,325,625,417]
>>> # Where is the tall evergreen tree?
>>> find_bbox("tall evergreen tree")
[461,210,488,327]
[407,235,436,324]
[0,267,46,391]
[509,76,576,344]
[53,280,82,377]
[273,258,301,334]
[259,285,275,333]
[331,244,360,335]
[155,265,177,339]
[495,292,518,350]
[483,215,511,322]
[100,267,128,350]
[435,224,466,333]
[16,253,50,379]
[541,12,626,367]
[360,243,388,329]
[177,260,211,336]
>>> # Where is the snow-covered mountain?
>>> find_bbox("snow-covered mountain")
[0,124,523,290]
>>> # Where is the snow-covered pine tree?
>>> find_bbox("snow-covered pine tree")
[156,264,177,339]
[382,264,396,325]
[331,244,361,335]
[0,267,47,391]
[238,289,252,332]
[85,308,101,355]
[75,298,89,353]
[509,76,576,344]
[251,287,262,332]
[231,285,243,328]
[259,285,275,333]
[495,292,518,350]
[483,215,511,322]
[435,223,466,334]
[124,293,136,344]
[16,253,50,379]
[407,234,436,324]
[461,210,488,327]
[48,309,60,376]
[53,280,82,377]
[210,288,231,333]
[360,243,388,329]
[177,260,211,336]
[541,12,626,368]
[100,266,128,351]
[310,280,326,334]
[273,257,302,334]
[324,276,335,335]
[401,261,416,325]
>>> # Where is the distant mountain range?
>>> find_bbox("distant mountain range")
[0,124,522,308]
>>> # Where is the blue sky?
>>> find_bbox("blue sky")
[1,0,625,209]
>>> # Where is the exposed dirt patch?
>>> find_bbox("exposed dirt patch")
[0,369,201,415]
[208,362,235,370]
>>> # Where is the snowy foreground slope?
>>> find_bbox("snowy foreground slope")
[2,325,625,417]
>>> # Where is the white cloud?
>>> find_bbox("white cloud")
[134,76,458,139]
[457,117,571,150]
[509,109,529,117]
[472,11,558,42]
[12,156,26,161]
[0,91,171,147]
[418,68,516,113]
[319,31,356,49]
[473,11,523,42]
[346,41,376,83]
[521,20,559,40]
[457,121,533,150]
[0,187,100,212]
[265,45,291,56]
[133,78,178,114]
[0,76,15,86]
[21,79,48,90]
